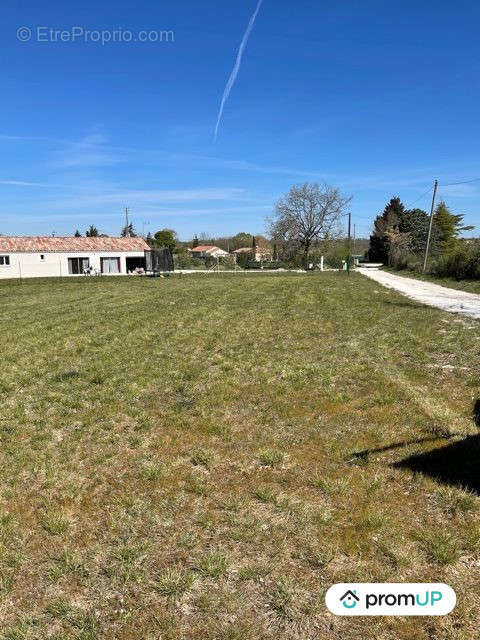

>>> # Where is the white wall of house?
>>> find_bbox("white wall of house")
[191,249,229,258]
[0,251,146,279]
[210,249,229,258]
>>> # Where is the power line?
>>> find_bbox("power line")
[407,187,433,208]
[440,177,480,186]
[385,175,480,211]
[354,173,479,239]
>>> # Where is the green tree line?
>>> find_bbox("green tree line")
[369,197,477,279]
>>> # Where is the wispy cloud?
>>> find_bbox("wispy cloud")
[214,0,264,140]
[54,127,126,168]
[437,183,480,198]
[0,129,446,187]
[0,134,67,143]
[4,204,269,223]
[53,188,246,209]
[0,180,56,187]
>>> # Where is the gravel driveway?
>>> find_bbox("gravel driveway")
[358,268,480,320]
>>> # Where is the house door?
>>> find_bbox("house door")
[101,257,121,274]
[68,257,90,274]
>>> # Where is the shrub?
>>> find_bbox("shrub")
[175,253,195,269]
[391,239,480,281]
[218,255,237,270]
[324,255,342,269]
[431,241,480,280]
[204,256,217,269]
[244,261,286,270]
[261,261,286,270]
[235,251,251,268]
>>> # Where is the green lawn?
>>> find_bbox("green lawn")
[1,273,479,640]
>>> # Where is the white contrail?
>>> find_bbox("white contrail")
[214,0,264,140]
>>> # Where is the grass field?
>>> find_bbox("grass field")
[1,273,479,640]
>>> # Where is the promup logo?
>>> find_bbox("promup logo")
[326,583,456,616]
[340,590,360,609]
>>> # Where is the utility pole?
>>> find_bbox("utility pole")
[141,220,150,238]
[124,207,130,237]
[422,179,439,273]
[347,211,352,275]
[353,223,356,255]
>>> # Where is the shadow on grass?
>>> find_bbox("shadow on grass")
[349,436,445,461]
[393,435,480,494]
[392,399,480,493]
[473,399,480,427]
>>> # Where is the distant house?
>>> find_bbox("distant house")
[0,236,150,279]
[232,245,272,262]
[189,245,229,259]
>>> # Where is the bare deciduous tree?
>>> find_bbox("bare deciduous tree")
[269,183,351,267]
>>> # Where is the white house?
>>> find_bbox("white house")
[0,236,150,279]
[232,245,272,262]
[188,245,229,259]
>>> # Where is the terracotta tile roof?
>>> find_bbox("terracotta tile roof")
[0,236,150,253]
[233,246,271,254]
[190,245,223,253]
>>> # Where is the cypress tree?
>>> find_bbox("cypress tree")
[434,201,474,254]
[86,225,99,237]
[368,197,405,263]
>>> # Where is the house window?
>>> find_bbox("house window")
[101,257,120,274]
[68,257,90,274]
[40,254,45,261]
[0,255,10,266]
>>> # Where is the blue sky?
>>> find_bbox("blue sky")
[1,0,480,239]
